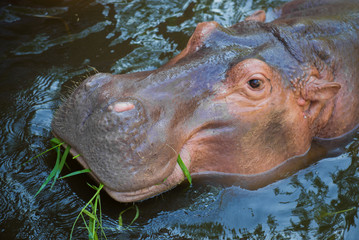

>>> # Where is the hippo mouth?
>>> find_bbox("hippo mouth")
[60,137,192,202]
[103,148,191,202]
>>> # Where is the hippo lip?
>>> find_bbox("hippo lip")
[103,149,190,202]
[62,140,191,202]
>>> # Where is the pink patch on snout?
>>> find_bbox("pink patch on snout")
[108,102,135,113]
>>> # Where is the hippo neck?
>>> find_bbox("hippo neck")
[311,18,359,138]
[278,12,359,138]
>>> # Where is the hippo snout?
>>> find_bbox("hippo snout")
[52,71,189,201]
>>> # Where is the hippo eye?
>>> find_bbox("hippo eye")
[248,79,263,89]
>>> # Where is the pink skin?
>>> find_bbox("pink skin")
[108,102,135,113]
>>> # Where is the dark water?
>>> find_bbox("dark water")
[0,0,358,239]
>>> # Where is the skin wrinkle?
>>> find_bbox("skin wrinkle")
[264,24,306,64]
[260,17,339,95]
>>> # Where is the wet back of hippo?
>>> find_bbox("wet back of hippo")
[52,0,359,202]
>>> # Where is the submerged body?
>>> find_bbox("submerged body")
[52,0,359,202]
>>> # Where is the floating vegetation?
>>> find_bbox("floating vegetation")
[319,207,356,219]
[32,14,71,35]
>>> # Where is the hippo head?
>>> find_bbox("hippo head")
[52,12,341,202]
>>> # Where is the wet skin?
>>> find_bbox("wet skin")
[52,0,359,202]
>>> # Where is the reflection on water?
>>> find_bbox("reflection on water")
[0,0,358,239]
[137,141,358,239]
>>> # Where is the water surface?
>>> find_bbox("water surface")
[0,0,358,239]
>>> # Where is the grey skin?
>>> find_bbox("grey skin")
[52,0,359,202]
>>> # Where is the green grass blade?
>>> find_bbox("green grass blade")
[80,213,92,239]
[87,183,100,191]
[51,145,70,189]
[118,211,124,227]
[118,205,139,228]
[59,169,91,179]
[35,146,61,196]
[50,137,63,145]
[118,207,130,227]
[94,194,107,238]
[49,146,61,189]
[80,213,89,228]
[177,154,192,185]
[97,196,104,236]
[91,201,97,237]
[129,205,139,226]
[70,184,104,240]
[83,209,96,220]
[84,203,99,240]
[90,200,97,237]
[24,142,63,165]
[35,171,55,196]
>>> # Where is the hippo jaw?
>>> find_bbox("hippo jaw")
[104,148,192,202]
[62,141,192,202]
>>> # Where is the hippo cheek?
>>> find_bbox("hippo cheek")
[185,105,312,176]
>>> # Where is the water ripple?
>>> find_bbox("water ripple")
[13,21,112,56]
[2,0,358,239]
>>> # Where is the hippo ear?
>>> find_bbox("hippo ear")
[244,10,266,22]
[165,21,220,66]
[301,76,341,120]
[303,78,341,102]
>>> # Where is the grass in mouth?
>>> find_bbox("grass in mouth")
[177,154,192,185]
[165,144,192,185]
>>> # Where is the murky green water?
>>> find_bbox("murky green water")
[1,0,358,239]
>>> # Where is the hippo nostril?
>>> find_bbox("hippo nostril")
[108,102,135,113]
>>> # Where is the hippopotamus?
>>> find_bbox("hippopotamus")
[52,0,359,202]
